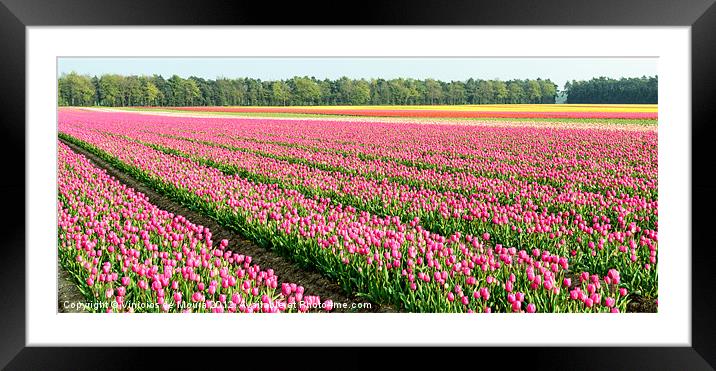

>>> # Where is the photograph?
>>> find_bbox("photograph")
[2,0,714,364]
[56,57,659,314]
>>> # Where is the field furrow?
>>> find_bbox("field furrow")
[58,141,338,313]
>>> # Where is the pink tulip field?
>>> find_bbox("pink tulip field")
[57,107,658,313]
[58,141,330,313]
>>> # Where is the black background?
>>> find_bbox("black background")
[1,0,715,369]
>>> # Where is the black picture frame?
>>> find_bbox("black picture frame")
[1,0,715,369]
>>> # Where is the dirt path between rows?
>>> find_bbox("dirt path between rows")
[58,262,88,313]
[60,138,394,313]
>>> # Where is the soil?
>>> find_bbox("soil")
[60,138,395,313]
[627,295,658,313]
[57,262,88,313]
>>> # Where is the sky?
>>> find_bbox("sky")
[58,57,657,90]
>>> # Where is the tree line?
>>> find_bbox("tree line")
[563,76,658,104]
[57,73,561,107]
[58,72,658,107]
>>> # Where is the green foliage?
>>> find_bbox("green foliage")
[564,76,658,104]
[58,72,96,106]
[271,81,291,106]
[493,80,508,104]
[58,72,654,107]
[291,76,322,105]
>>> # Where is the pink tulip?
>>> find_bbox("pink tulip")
[511,301,521,312]
[324,300,334,312]
[480,287,490,301]
[605,297,615,307]
[57,107,658,314]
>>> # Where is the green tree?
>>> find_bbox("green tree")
[404,79,421,105]
[350,80,371,105]
[215,77,243,105]
[143,80,161,106]
[494,80,508,104]
[98,74,123,106]
[475,80,494,104]
[272,81,291,106]
[121,76,143,106]
[527,80,542,103]
[167,75,185,105]
[292,77,321,105]
[58,73,655,107]
[58,72,96,106]
[389,79,411,105]
[539,79,557,104]
[563,76,657,104]
[244,78,264,106]
[190,77,216,106]
[151,75,170,106]
[447,81,466,105]
[507,81,525,104]
[183,78,201,106]
[318,79,334,105]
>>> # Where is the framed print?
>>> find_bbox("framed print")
[2,0,716,369]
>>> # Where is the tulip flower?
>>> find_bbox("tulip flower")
[57,106,658,314]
